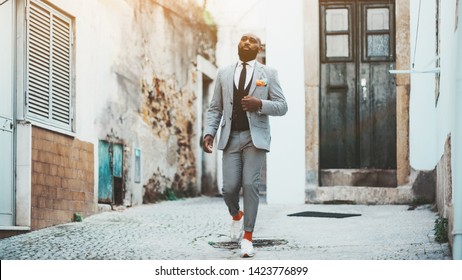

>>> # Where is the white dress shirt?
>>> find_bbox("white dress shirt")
[234,59,256,89]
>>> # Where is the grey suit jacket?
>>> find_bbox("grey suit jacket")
[204,61,288,152]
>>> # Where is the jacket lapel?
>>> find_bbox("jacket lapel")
[227,64,237,102]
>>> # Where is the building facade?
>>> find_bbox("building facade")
[0,0,217,237]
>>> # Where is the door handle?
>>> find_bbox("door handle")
[361,78,367,101]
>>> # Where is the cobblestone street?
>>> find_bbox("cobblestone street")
[0,197,452,260]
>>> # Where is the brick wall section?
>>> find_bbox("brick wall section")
[31,126,95,230]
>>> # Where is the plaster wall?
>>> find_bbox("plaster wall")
[47,0,216,205]
[266,0,306,204]
[409,0,438,170]
[409,0,458,168]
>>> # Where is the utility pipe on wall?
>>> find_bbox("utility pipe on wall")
[453,0,462,260]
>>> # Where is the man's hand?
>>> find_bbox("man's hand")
[241,96,262,112]
[203,135,214,153]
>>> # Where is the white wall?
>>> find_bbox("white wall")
[46,0,137,204]
[46,0,124,143]
[409,0,459,170]
[438,0,458,151]
[409,0,438,170]
[266,0,305,204]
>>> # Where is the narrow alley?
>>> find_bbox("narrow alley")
[0,197,451,260]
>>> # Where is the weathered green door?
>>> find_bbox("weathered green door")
[98,141,123,204]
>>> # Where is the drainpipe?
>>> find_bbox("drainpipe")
[453,1,462,260]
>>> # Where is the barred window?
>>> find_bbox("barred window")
[26,0,74,132]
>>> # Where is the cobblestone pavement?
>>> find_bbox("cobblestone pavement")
[0,197,452,260]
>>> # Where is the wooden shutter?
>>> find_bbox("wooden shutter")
[26,0,73,131]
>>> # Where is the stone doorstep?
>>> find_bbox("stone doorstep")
[97,204,112,213]
[306,185,415,205]
[97,204,128,213]
[320,169,398,188]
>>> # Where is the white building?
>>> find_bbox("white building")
[408,0,461,260]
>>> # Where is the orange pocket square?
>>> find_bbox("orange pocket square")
[256,79,268,87]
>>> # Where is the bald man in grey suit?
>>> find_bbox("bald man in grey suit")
[203,33,287,258]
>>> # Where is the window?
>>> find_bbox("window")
[361,4,395,62]
[320,5,354,62]
[26,0,74,132]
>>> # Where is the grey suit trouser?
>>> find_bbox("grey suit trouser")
[222,130,266,232]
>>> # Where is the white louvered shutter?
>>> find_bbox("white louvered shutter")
[26,0,73,131]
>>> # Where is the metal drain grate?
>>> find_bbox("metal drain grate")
[209,239,288,250]
[288,211,361,218]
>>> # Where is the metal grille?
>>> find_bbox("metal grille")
[27,0,72,131]
[209,239,288,250]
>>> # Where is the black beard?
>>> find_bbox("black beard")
[238,48,258,62]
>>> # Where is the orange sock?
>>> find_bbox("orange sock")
[232,211,243,221]
[243,231,253,241]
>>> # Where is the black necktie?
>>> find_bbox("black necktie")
[238,62,247,91]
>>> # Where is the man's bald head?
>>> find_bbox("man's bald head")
[238,33,262,62]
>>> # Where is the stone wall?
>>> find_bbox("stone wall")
[395,0,411,185]
[436,134,453,247]
[92,0,217,205]
[31,127,95,230]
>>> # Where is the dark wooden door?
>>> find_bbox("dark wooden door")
[320,0,396,171]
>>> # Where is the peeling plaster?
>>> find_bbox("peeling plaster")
[94,0,216,205]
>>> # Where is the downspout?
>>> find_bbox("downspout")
[453,0,462,260]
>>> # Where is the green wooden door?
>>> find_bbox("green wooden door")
[98,141,123,204]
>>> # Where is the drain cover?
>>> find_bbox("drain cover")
[288,211,361,218]
[209,239,288,250]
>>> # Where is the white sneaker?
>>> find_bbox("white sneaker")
[240,239,255,258]
[230,217,244,242]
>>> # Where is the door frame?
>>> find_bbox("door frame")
[195,55,218,195]
[303,0,410,188]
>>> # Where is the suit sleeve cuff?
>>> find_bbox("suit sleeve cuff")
[259,99,271,115]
